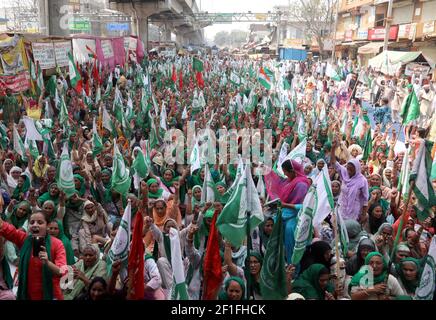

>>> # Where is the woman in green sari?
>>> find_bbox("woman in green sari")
[5,201,32,231]
[37,183,60,207]
[63,244,107,300]
[218,276,246,301]
[47,220,75,265]
[215,182,230,204]
[11,174,30,201]
[396,257,422,297]
[292,263,335,300]
[74,174,87,197]
[147,178,163,199]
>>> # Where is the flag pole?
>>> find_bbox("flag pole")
[245,161,252,300]
[385,179,416,284]
[332,206,342,299]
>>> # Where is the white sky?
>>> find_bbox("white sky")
[199,0,291,40]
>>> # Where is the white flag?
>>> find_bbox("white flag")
[312,166,335,228]
[415,236,436,300]
[108,201,132,264]
[23,116,43,141]
[160,101,167,131]
[201,164,215,203]
[277,137,307,176]
[190,139,201,175]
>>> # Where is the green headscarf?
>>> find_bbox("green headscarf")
[160,168,178,189]
[9,201,31,229]
[147,178,163,199]
[191,185,203,208]
[349,252,388,291]
[38,183,60,206]
[73,174,86,197]
[215,181,230,204]
[368,186,390,213]
[396,257,422,294]
[218,276,246,300]
[245,252,263,299]
[100,169,113,203]
[292,263,334,300]
[54,220,76,265]
[12,174,30,200]
[194,207,214,249]
[17,235,53,300]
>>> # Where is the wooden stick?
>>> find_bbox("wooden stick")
[332,207,342,299]
[385,179,416,284]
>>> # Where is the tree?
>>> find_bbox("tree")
[287,0,337,57]
[214,31,230,47]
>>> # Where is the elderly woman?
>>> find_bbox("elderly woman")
[74,200,110,255]
[371,223,394,262]
[349,252,405,300]
[63,244,107,300]
[395,257,422,297]
[11,174,30,201]
[292,264,336,300]
[37,183,60,207]
[218,276,246,301]
[331,143,369,222]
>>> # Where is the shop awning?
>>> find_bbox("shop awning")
[358,42,388,54]
[341,41,368,46]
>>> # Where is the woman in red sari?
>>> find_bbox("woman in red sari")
[0,211,66,300]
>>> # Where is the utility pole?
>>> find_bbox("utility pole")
[331,0,340,62]
[276,10,281,58]
[383,0,394,51]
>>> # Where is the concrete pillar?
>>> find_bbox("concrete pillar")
[138,18,149,48]
[176,33,185,46]
[164,24,172,41]
[38,0,49,36]
[48,0,70,36]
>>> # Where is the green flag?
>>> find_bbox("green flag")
[259,207,287,300]
[169,228,190,300]
[216,164,264,248]
[67,52,81,88]
[400,88,420,125]
[291,185,316,265]
[431,153,436,181]
[283,77,291,90]
[58,90,69,128]
[192,57,204,72]
[361,129,373,161]
[92,117,103,157]
[111,140,131,194]
[56,142,76,198]
[201,164,216,203]
[46,75,57,97]
[132,147,149,189]
[107,201,132,274]
[13,124,26,159]
[409,140,436,221]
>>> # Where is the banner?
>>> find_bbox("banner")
[54,41,72,67]
[405,63,431,76]
[101,40,114,59]
[32,42,56,70]
[0,36,27,75]
[72,38,96,63]
[0,71,31,96]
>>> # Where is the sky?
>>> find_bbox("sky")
[199,0,291,41]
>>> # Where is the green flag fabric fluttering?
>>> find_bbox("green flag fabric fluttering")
[259,207,288,300]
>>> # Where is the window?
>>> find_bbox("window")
[375,13,385,27]
[422,0,436,21]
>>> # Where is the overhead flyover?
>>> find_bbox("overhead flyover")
[108,0,204,46]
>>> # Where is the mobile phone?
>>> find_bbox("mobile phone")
[33,236,45,257]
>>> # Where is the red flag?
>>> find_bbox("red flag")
[179,69,183,91]
[92,60,100,86]
[127,211,145,300]
[75,62,83,94]
[172,65,177,83]
[202,209,223,300]
[196,71,204,89]
[85,45,97,60]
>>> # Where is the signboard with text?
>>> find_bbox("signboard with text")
[356,29,368,40]
[0,71,31,96]
[107,23,129,32]
[54,41,72,67]
[344,30,353,42]
[32,42,56,70]
[367,25,399,41]
[398,23,416,40]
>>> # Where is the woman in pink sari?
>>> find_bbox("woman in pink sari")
[265,160,310,263]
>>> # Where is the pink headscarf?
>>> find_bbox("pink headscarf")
[265,160,310,203]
